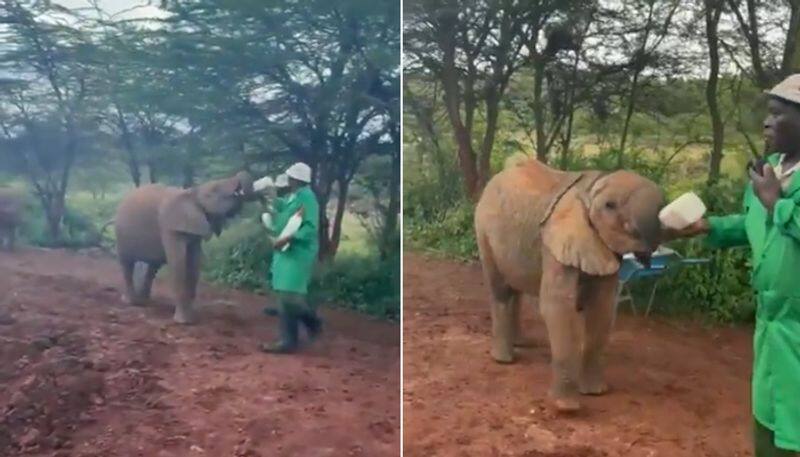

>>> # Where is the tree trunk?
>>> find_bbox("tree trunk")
[182,162,194,188]
[148,161,158,183]
[477,88,500,190]
[619,70,641,168]
[440,41,480,201]
[39,192,65,243]
[115,105,140,187]
[316,163,336,261]
[328,179,349,260]
[533,58,548,162]
[725,0,769,87]
[705,0,725,185]
[380,145,400,260]
[782,0,800,76]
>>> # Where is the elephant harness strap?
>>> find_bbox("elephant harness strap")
[539,171,607,227]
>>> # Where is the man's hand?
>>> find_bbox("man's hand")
[273,237,290,250]
[662,218,710,241]
[749,164,781,212]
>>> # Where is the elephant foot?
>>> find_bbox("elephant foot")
[173,307,196,325]
[514,335,536,348]
[491,344,515,364]
[580,360,609,395]
[125,294,146,307]
[549,391,581,413]
[579,376,609,396]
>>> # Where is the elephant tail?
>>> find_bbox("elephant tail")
[503,152,532,169]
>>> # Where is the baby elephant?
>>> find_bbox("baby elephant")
[475,156,665,412]
[114,171,254,324]
[0,187,23,251]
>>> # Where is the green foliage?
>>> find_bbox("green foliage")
[204,218,399,320]
[204,220,274,292]
[312,249,401,321]
[405,199,477,260]
[654,177,755,323]
[21,202,107,249]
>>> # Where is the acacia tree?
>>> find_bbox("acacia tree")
[154,0,399,259]
[723,0,800,87]
[406,0,603,199]
[704,0,725,184]
[0,0,100,241]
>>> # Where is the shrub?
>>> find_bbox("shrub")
[203,218,399,320]
[405,199,477,260]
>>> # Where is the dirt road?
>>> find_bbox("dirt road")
[403,253,753,457]
[0,248,399,457]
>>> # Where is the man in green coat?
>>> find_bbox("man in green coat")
[262,173,291,318]
[260,162,322,354]
[674,74,800,456]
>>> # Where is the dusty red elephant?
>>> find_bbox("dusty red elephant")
[114,171,255,324]
[474,156,665,412]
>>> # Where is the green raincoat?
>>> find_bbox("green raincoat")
[706,153,800,451]
[270,185,319,294]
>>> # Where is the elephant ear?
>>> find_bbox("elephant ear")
[160,190,213,239]
[541,189,620,276]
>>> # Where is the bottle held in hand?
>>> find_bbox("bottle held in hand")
[659,192,707,230]
[276,207,304,252]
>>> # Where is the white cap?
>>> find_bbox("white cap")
[286,162,312,183]
[768,74,800,105]
[275,173,289,188]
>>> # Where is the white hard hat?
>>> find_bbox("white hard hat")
[275,173,289,188]
[286,162,312,183]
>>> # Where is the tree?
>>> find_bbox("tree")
[153,0,399,259]
[705,0,725,184]
[0,0,99,241]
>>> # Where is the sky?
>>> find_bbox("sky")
[52,0,169,21]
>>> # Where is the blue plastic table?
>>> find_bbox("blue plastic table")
[616,247,709,316]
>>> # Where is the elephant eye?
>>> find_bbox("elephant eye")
[605,201,617,210]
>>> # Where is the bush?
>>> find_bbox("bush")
[312,250,400,321]
[654,176,756,323]
[19,198,110,249]
[405,199,477,260]
[203,219,400,320]
[204,220,273,292]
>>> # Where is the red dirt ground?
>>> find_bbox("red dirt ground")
[403,253,754,457]
[0,248,399,457]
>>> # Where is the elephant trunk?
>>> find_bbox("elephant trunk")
[630,187,665,253]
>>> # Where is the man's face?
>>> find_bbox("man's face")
[277,187,289,197]
[764,97,800,154]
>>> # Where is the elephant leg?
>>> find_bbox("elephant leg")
[140,262,163,302]
[539,248,582,412]
[0,226,8,251]
[120,258,142,305]
[479,234,518,363]
[7,227,14,251]
[579,274,618,395]
[490,290,518,363]
[163,234,197,324]
[512,298,536,347]
[186,242,201,302]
